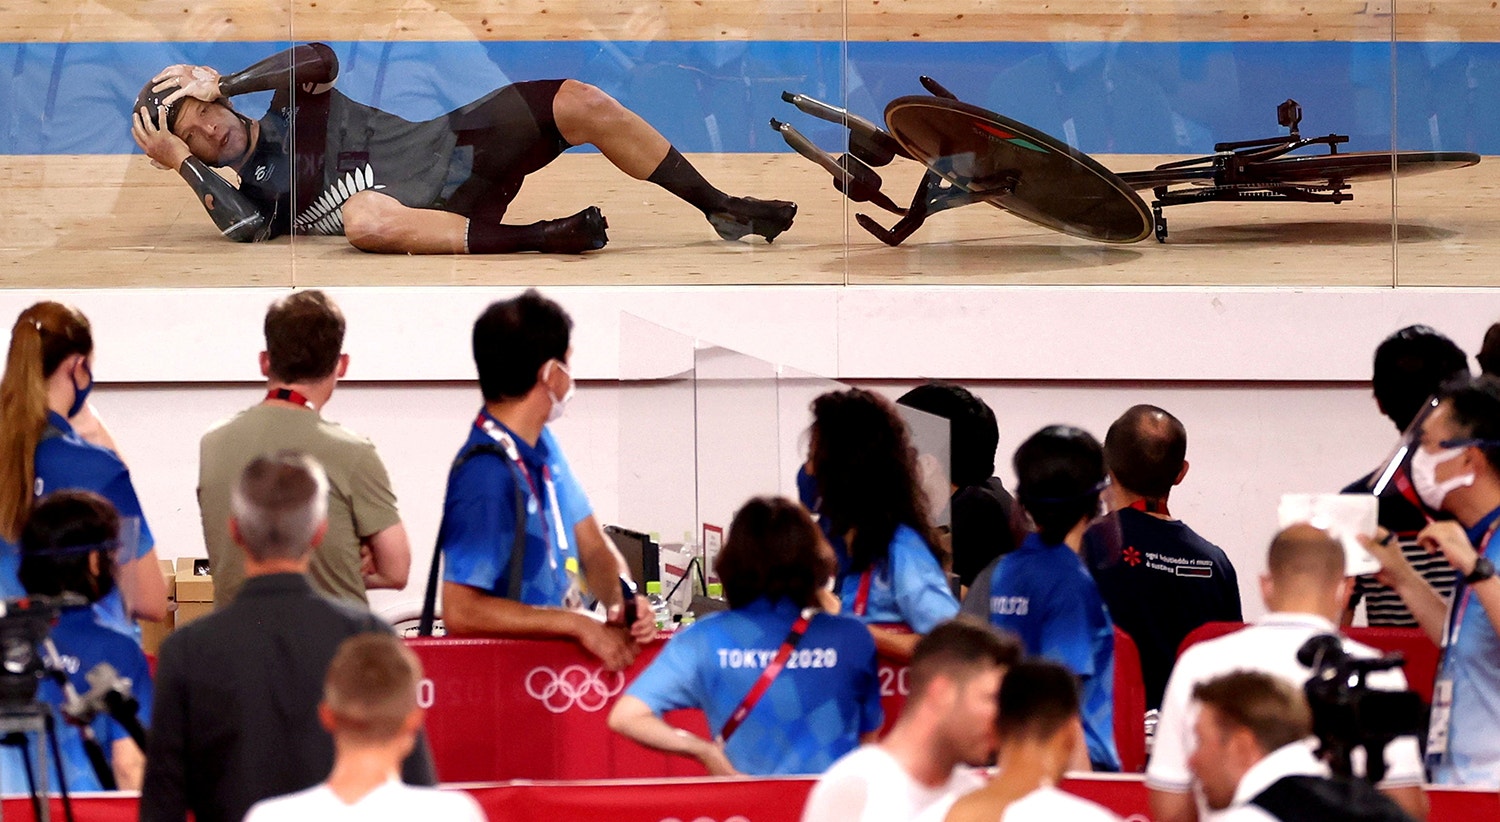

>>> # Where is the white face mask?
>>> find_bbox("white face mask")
[543,360,575,423]
[1410,445,1474,511]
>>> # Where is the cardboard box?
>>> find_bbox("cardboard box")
[139,559,176,656]
[173,557,215,629]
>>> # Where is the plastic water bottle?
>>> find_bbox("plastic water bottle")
[645,581,671,632]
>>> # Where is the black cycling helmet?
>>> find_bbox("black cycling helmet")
[134,78,182,131]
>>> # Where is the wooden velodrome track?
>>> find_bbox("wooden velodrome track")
[4,0,1500,288]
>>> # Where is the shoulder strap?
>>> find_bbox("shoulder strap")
[719,610,815,742]
[417,442,529,636]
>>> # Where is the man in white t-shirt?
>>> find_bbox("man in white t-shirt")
[801,620,1023,822]
[941,659,1121,822]
[1147,525,1428,822]
[243,634,484,822]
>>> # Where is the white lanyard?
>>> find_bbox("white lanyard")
[475,415,572,562]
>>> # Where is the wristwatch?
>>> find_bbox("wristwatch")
[1465,556,1496,585]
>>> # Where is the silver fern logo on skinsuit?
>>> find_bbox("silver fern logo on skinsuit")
[294,163,384,235]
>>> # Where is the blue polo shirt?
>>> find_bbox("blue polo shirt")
[1432,505,1500,786]
[0,412,156,638]
[438,412,592,607]
[0,606,154,793]
[971,532,1120,771]
[626,597,882,775]
[833,524,958,633]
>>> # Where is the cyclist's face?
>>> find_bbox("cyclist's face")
[174,100,250,167]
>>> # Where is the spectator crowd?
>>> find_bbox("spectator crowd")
[1,291,1498,822]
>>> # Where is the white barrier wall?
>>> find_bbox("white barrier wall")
[96,377,1392,624]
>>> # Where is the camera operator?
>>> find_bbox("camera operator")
[1187,670,1414,822]
[1365,374,1500,786]
[0,490,152,792]
[1147,524,1427,822]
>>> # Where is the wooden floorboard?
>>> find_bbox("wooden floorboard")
[3,152,1497,288]
[3,0,1498,42]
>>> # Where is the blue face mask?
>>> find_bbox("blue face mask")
[68,361,93,418]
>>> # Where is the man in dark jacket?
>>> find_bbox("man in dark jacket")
[141,452,435,822]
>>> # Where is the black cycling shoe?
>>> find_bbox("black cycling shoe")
[537,206,609,254]
[707,197,797,243]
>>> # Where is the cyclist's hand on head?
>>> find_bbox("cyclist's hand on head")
[153,65,223,107]
[131,105,190,171]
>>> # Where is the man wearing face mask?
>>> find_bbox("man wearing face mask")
[435,290,654,670]
[1367,374,1500,787]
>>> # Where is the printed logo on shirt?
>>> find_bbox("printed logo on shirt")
[523,664,625,713]
[717,647,840,669]
[1124,546,1142,566]
[989,595,1029,616]
[1138,551,1215,579]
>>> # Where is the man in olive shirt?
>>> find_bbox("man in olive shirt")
[198,290,410,606]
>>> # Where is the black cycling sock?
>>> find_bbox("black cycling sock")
[646,147,730,215]
[466,207,609,254]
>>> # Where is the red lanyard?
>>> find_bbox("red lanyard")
[1392,470,1436,526]
[266,387,314,410]
[719,610,814,742]
[853,569,874,617]
[1444,517,1500,648]
[1128,498,1170,517]
[474,414,559,552]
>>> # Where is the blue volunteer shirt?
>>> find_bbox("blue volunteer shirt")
[0,606,154,793]
[0,412,156,639]
[626,597,883,775]
[983,533,1120,771]
[834,524,959,633]
[438,412,592,607]
[1432,505,1500,786]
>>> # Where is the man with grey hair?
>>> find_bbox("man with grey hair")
[142,452,435,822]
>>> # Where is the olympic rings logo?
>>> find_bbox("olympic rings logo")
[524,664,626,713]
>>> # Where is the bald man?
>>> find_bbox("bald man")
[1145,524,1427,822]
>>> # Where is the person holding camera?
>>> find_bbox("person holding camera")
[1147,524,1427,822]
[1365,374,1500,787]
[1186,671,1415,822]
[0,490,152,793]
[608,497,882,776]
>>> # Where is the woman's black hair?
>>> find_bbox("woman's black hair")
[810,388,941,572]
[18,490,119,603]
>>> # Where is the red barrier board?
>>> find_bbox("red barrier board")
[4,776,1495,822]
[407,636,913,783]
